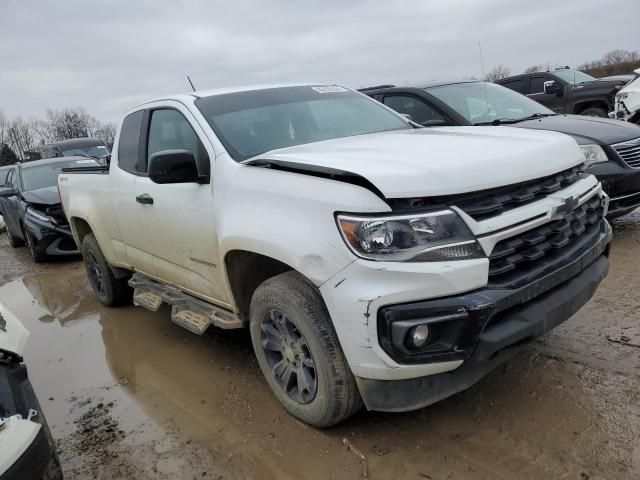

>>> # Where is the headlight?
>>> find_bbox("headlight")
[580,144,609,167]
[26,207,53,223]
[337,210,484,262]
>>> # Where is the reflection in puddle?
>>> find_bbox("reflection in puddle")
[1,255,636,479]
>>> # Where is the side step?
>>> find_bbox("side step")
[128,274,243,335]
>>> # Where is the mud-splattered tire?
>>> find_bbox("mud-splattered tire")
[22,224,46,263]
[250,271,362,428]
[81,233,131,307]
[580,107,607,118]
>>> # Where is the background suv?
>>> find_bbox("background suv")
[495,68,626,117]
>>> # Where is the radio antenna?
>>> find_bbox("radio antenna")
[186,75,197,92]
[478,41,490,120]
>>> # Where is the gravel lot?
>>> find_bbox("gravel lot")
[0,212,638,480]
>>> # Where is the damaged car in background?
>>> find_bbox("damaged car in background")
[0,302,63,480]
[59,84,611,427]
[610,68,640,125]
[0,157,99,263]
[361,81,640,218]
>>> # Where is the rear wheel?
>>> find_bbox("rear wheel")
[250,271,362,428]
[22,225,46,263]
[81,233,132,306]
[579,107,607,118]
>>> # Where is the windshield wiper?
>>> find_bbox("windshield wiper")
[474,113,556,126]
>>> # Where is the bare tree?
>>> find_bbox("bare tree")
[524,62,552,73]
[7,117,38,160]
[0,111,8,147]
[485,65,510,82]
[95,122,117,150]
[45,108,102,141]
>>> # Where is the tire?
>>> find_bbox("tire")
[5,224,24,248]
[579,107,607,118]
[250,271,362,428]
[81,233,132,306]
[22,224,46,263]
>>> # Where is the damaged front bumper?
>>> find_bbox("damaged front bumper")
[356,222,611,412]
[23,215,78,257]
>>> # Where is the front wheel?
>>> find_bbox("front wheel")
[250,271,362,428]
[5,224,24,248]
[22,225,46,263]
[81,233,132,306]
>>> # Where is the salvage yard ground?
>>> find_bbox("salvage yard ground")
[0,213,639,480]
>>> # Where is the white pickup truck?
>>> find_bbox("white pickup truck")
[58,83,612,427]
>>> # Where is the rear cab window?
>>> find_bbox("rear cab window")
[118,110,145,174]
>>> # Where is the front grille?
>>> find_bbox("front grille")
[450,165,583,220]
[488,195,603,288]
[613,137,640,168]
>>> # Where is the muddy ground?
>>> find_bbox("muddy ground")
[0,214,639,480]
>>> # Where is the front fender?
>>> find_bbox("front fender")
[215,157,390,287]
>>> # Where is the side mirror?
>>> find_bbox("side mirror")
[148,149,200,184]
[0,187,18,198]
[544,80,562,96]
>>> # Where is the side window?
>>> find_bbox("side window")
[5,170,14,189]
[118,110,145,174]
[383,95,446,125]
[528,76,548,95]
[0,170,7,187]
[499,78,526,94]
[147,109,209,176]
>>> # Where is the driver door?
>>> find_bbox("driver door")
[134,104,229,307]
[527,75,566,113]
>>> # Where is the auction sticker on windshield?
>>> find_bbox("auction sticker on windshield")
[312,85,348,93]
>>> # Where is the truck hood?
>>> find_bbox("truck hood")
[245,127,584,198]
[21,186,61,206]
[514,114,640,145]
[0,301,29,357]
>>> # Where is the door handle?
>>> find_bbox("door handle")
[136,193,154,205]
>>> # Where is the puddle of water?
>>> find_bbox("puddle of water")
[0,258,636,479]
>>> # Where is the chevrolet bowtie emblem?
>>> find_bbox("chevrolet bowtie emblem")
[552,195,579,218]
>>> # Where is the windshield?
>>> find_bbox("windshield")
[21,159,99,191]
[425,82,553,124]
[195,85,410,161]
[62,144,109,158]
[553,69,595,84]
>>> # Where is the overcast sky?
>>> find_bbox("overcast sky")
[1,0,638,123]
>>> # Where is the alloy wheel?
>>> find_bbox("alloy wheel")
[260,309,318,404]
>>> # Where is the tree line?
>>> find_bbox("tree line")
[0,108,116,166]
[484,48,639,82]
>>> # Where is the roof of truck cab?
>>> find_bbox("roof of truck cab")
[19,156,98,169]
[135,82,337,108]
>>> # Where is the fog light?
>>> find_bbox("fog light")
[410,324,430,348]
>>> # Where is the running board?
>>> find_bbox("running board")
[128,274,242,334]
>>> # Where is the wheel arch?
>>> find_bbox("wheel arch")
[70,216,130,279]
[572,99,609,115]
[224,249,302,324]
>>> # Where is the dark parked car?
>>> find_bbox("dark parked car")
[361,81,640,218]
[495,68,626,118]
[38,138,110,164]
[0,157,99,262]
